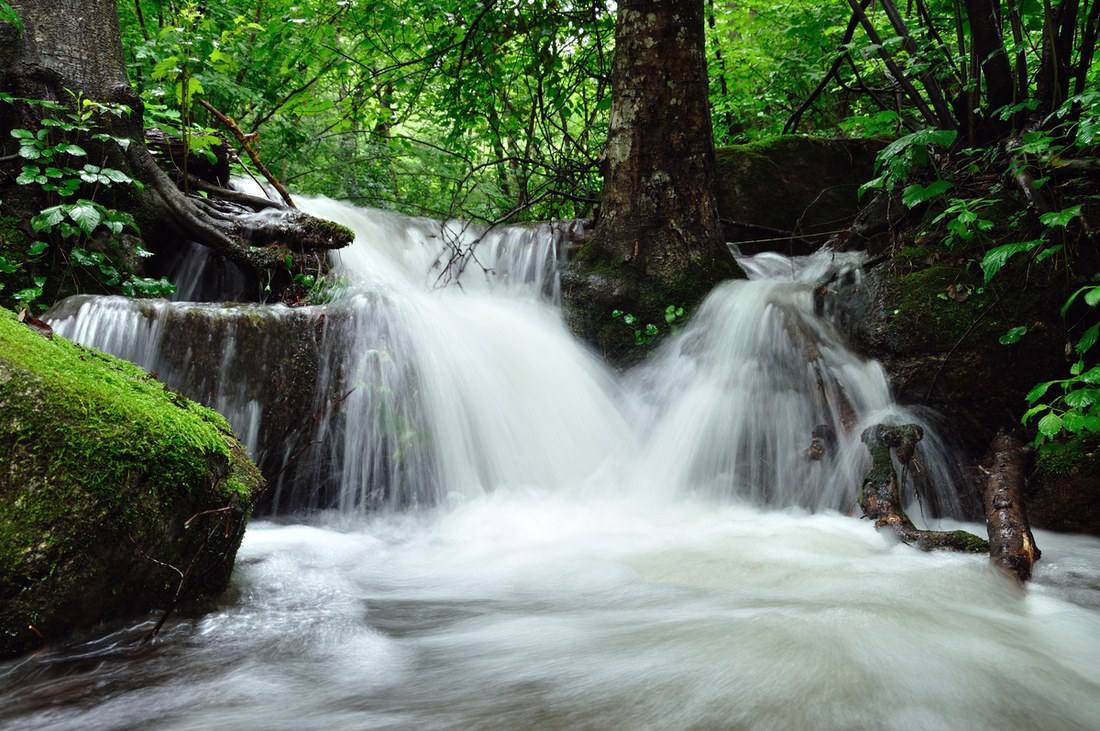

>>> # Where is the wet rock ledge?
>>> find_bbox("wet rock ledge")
[0,308,264,658]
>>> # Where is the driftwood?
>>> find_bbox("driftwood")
[859,424,990,553]
[982,430,1041,581]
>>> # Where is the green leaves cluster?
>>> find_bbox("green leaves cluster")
[0,94,173,310]
[1024,284,1100,447]
[612,305,686,348]
[119,0,614,225]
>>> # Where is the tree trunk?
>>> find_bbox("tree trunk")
[1036,0,1080,118]
[963,0,1016,138]
[562,0,743,365]
[1,0,351,280]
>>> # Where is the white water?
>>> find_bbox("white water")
[9,198,1100,729]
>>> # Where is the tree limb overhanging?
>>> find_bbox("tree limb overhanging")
[1,0,353,279]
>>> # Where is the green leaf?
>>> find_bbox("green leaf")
[1022,404,1048,424]
[27,240,48,256]
[901,179,952,208]
[123,276,176,297]
[1079,365,1100,385]
[1026,380,1057,404]
[999,326,1027,345]
[1040,204,1083,228]
[31,205,65,231]
[1063,389,1100,409]
[98,167,133,185]
[14,287,42,304]
[1076,323,1100,355]
[70,247,103,267]
[60,144,87,156]
[152,55,181,81]
[68,201,102,235]
[1037,412,1063,438]
[1061,410,1086,434]
[1035,244,1062,263]
[857,175,884,199]
[1061,285,1095,316]
[980,240,1041,283]
[16,165,41,185]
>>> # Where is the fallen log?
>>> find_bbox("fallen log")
[859,424,989,553]
[983,430,1041,581]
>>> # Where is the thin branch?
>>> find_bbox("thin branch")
[845,0,942,127]
[197,99,295,209]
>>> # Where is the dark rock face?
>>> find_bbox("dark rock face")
[848,262,1065,452]
[0,308,264,658]
[842,256,1098,535]
[714,136,883,254]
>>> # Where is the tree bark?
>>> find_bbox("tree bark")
[983,431,1041,581]
[562,0,743,364]
[963,0,1016,136]
[1,0,351,277]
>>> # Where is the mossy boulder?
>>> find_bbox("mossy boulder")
[714,136,883,252]
[850,259,1065,454]
[0,307,264,658]
[1026,440,1100,535]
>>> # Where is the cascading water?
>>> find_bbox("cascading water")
[3,198,1099,730]
[45,200,959,516]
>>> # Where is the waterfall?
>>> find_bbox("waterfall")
[16,198,1100,731]
[47,198,964,517]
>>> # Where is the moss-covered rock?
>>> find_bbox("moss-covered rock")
[850,258,1065,454]
[1026,440,1100,534]
[0,307,264,658]
[714,136,883,252]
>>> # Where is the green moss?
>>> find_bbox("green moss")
[1035,439,1100,479]
[301,215,355,249]
[945,529,992,553]
[893,265,991,350]
[0,307,263,657]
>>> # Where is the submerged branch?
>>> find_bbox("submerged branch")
[859,424,989,553]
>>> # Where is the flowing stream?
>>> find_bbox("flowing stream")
[3,198,1099,730]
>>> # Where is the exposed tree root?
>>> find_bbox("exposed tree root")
[126,143,352,271]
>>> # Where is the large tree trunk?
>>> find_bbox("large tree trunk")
[562,0,743,365]
[962,0,1016,140]
[1,0,350,281]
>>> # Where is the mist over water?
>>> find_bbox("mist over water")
[13,198,1100,730]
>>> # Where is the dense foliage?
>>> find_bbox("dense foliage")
[116,0,614,223]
